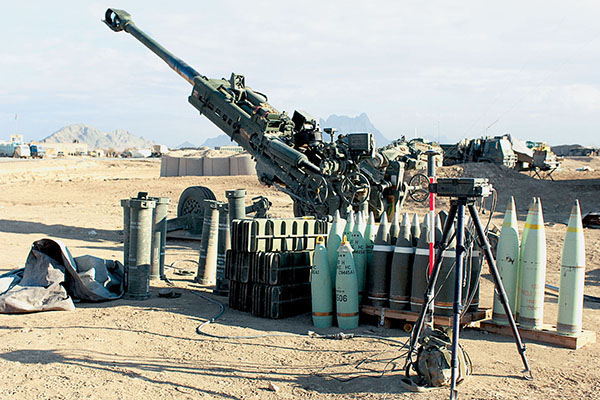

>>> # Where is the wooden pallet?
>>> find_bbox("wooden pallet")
[480,321,596,350]
[360,305,492,330]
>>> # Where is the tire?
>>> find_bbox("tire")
[177,186,216,217]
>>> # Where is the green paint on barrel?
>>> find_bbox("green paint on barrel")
[125,194,155,300]
[226,189,246,223]
[150,197,170,281]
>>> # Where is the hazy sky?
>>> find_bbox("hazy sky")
[2,1,600,147]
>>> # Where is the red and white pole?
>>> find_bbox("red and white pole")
[426,150,438,326]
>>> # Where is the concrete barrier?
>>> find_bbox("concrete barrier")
[160,154,255,177]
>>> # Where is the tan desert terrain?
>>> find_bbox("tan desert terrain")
[0,156,598,400]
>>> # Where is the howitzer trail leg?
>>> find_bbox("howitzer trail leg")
[468,203,532,379]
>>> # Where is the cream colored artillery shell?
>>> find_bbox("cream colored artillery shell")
[493,196,520,325]
[311,236,333,328]
[557,200,586,336]
[517,200,546,330]
[336,236,359,329]
[516,197,537,317]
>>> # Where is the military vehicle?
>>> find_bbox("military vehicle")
[442,136,517,168]
[103,9,436,219]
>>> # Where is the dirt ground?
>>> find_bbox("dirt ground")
[0,156,599,400]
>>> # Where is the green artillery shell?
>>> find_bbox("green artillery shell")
[336,237,359,329]
[349,212,367,303]
[343,210,355,242]
[388,213,413,310]
[312,236,333,328]
[327,210,345,286]
[517,200,546,330]
[493,197,520,325]
[366,214,391,306]
[557,200,586,336]
[125,197,156,300]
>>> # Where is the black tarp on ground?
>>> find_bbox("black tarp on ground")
[0,238,124,313]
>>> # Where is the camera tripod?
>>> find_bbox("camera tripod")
[405,195,532,399]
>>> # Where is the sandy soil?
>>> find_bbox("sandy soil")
[0,156,598,400]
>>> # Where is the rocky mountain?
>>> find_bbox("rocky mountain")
[200,135,236,148]
[319,113,391,146]
[176,141,198,149]
[43,123,155,151]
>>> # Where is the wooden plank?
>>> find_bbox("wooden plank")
[480,321,596,350]
[360,305,491,328]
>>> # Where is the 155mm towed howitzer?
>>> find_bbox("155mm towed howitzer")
[104,9,433,218]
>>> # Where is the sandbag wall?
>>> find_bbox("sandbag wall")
[160,154,255,177]
[225,218,328,319]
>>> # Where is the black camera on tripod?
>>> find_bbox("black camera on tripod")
[429,178,493,199]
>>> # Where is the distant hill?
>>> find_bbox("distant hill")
[200,135,235,148]
[319,113,391,146]
[176,141,198,149]
[43,123,155,151]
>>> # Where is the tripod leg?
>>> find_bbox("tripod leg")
[405,202,458,371]
[467,204,533,379]
[450,201,466,400]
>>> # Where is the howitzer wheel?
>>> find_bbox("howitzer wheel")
[341,172,371,207]
[177,186,216,217]
[304,175,329,206]
[408,173,429,203]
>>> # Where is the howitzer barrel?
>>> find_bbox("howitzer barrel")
[104,9,201,85]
